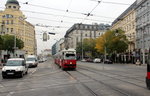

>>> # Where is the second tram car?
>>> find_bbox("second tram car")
[54,49,76,70]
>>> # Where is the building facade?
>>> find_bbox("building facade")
[111,1,137,53]
[135,0,150,64]
[52,38,65,55]
[136,0,150,52]
[0,0,36,55]
[64,23,110,49]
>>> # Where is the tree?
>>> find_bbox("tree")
[76,38,100,59]
[95,29,128,55]
[82,38,98,58]
[0,35,3,58]
[0,35,3,50]
[2,34,24,53]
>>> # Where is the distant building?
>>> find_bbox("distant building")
[64,23,110,49]
[0,0,37,56]
[43,49,52,56]
[51,38,65,55]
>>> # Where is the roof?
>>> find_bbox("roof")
[65,23,110,37]
[6,0,19,5]
[111,1,137,26]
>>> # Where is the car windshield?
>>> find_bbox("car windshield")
[64,54,76,60]
[6,60,23,66]
[26,58,36,61]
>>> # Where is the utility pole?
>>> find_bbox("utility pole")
[142,28,145,65]
[81,30,83,60]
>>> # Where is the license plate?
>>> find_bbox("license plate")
[7,72,14,75]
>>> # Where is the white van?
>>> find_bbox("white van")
[2,58,28,78]
[25,55,38,67]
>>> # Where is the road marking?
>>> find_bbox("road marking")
[7,92,14,96]
[29,68,37,76]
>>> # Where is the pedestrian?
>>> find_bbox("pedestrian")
[136,59,141,66]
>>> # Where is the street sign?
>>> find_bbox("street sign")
[48,32,55,35]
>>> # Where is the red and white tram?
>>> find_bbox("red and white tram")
[54,49,76,70]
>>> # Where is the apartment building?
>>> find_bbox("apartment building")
[111,1,137,52]
[0,0,37,55]
[136,0,150,52]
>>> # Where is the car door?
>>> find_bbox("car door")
[22,60,28,74]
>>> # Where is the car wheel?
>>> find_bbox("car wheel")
[25,71,28,75]
[20,72,24,78]
[2,75,7,79]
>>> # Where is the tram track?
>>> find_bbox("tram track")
[79,63,144,82]
[78,66,146,89]
[65,71,99,96]
[65,70,132,96]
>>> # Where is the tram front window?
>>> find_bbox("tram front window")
[65,54,76,60]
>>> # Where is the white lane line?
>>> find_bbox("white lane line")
[29,68,37,76]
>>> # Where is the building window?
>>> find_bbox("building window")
[11,28,13,33]
[7,28,9,33]
[11,20,13,24]
[13,6,16,9]
[6,20,9,24]
[2,20,5,24]
[8,6,11,8]
[85,34,87,37]
[89,26,92,30]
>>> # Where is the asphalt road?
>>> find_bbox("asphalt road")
[0,58,150,96]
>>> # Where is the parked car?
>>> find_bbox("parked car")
[2,58,28,78]
[93,58,101,63]
[86,58,93,62]
[104,59,113,64]
[38,58,44,63]
[25,55,38,67]
[81,59,86,62]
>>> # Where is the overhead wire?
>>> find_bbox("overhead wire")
[0,0,132,28]
[0,6,112,24]
[90,0,131,5]
[21,2,84,15]
[21,1,131,17]
[23,10,112,23]
[81,0,101,23]
[0,6,115,20]
[57,0,73,30]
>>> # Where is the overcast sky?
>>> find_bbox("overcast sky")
[0,0,136,54]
